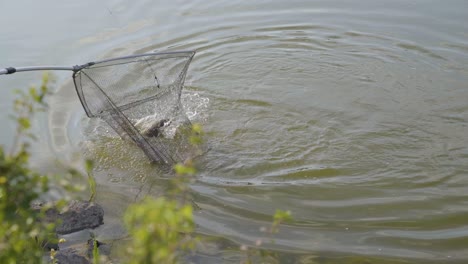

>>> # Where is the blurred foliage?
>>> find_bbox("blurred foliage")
[0,73,56,263]
[0,74,85,263]
[123,125,202,264]
[124,197,195,264]
[0,141,56,263]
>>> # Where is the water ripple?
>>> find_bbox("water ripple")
[43,0,468,262]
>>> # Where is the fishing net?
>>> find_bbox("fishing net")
[72,51,196,166]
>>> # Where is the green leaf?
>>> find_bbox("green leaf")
[85,159,94,174]
[17,117,31,131]
[192,123,203,134]
[29,87,39,102]
[174,163,196,175]
[273,209,293,223]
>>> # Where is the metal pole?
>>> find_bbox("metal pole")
[0,66,76,75]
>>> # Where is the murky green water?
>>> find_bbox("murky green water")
[1,0,468,263]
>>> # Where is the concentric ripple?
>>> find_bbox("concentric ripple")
[42,0,468,262]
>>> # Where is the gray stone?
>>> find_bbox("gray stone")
[55,248,90,264]
[38,200,104,234]
[55,200,104,234]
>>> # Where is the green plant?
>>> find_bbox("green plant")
[49,238,66,264]
[0,143,57,263]
[0,74,57,263]
[89,233,100,264]
[240,210,293,264]
[86,159,96,202]
[123,196,195,264]
[123,124,203,264]
[271,209,293,235]
[0,74,86,263]
[93,239,100,264]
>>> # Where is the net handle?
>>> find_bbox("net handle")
[0,66,78,75]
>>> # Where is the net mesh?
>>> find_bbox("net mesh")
[73,51,196,166]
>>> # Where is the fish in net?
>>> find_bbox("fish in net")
[72,51,197,166]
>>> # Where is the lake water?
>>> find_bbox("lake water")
[1,0,468,263]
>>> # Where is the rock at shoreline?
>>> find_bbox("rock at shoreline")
[56,200,104,234]
[55,248,90,264]
[39,200,104,234]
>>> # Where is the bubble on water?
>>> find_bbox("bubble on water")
[182,91,210,122]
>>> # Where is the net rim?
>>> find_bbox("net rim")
[79,50,195,70]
